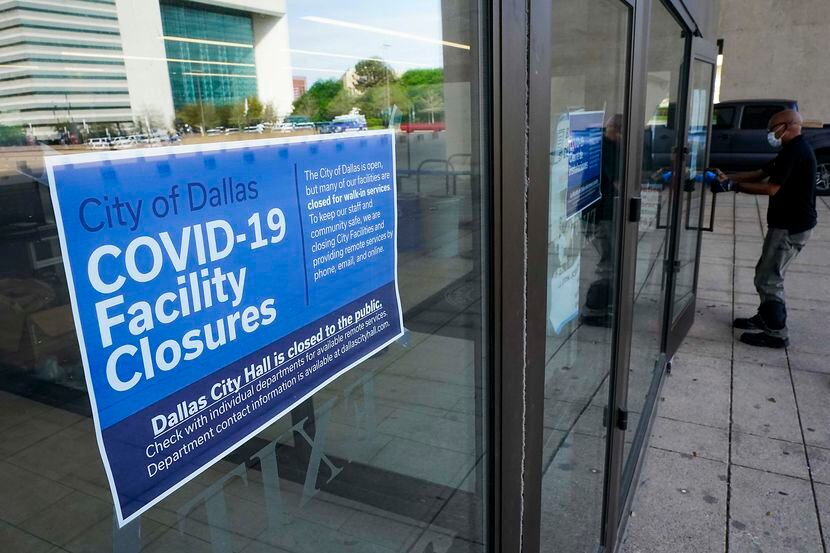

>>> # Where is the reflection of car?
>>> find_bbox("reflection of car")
[275,122,294,132]
[319,112,368,134]
[224,127,240,135]
[293,122,316,130]
[206,128,224,136]
[110,136,135,149]
[244,125,264,134]
[87,138,110,150]
[711,99,830,195]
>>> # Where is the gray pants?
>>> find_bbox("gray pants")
[754,227,811,338]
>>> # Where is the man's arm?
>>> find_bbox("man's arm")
[713,168,780,195]
[734,180,781,195]
[729,169,767,183]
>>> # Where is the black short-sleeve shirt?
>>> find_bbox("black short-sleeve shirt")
[762,135,818,233]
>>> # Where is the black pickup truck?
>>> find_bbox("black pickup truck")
[710,99,830,195]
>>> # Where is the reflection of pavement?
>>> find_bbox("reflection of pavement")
[0,326,485,553]
[621,193,830,553]
[0,128,488,553]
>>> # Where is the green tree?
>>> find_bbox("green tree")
[400,68,444,87]
[357,83,412,126]
[231,102,248,129]
[354,59,397,93]
[175,103,219,133]
[215,104,233,127]
[292,79,345,121]
[261,101,277,124]
[245,96,263,123]
[413,84,444,122]
[400,68,445,122]
[328,88,359,116]
[0,124,24,146]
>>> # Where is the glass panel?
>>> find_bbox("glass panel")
[621,0,686,491]
[672,60,714,321]
[541,0,629,550]
[740,105,785,130]
[0,1,490,552]
[712,106,734,130]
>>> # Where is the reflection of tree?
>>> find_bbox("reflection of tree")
[291,79,345,121]
[413,85,444,123]
[401,69,444,123]
[354,58,397,92]
[289,64,446,128]
[0,124,25,146]
[175,95,275,132]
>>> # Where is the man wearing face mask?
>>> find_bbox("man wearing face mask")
[715,109,817,348]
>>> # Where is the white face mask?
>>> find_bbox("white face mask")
[767,131,783,148]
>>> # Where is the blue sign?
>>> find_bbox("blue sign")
[46,131,403,526]
[566,110,605,218]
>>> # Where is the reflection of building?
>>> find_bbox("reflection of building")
[0,1,133,131]
[341,68,359,93]
[0,0,293,134]
[160,0,260,109]
[293,76,307,99]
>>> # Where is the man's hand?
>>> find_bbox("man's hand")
[709,168,735,193]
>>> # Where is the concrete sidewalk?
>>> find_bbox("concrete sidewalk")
[621,191,830,553]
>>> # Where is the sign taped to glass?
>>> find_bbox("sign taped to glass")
[45,131,404,526]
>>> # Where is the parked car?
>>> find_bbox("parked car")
[710,100,830,195]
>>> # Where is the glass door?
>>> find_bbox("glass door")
[539,0,631,551]
[619,0,687,502]
[666,43,718,355]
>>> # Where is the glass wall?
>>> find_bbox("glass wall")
[540,0,630,550]
[621,0,687,486]
[0,1,489,552]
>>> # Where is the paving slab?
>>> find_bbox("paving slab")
[729,466,823,553]
[787,350,830,375]
[623,190,830,553]
[791,370,830,449]
[806,446,830,486]
[731,362,802,442]
[650,417,729,463]
[619,448,727,553]
[730,431,809,480]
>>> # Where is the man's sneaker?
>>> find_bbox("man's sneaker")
[734,314,764,330]
[739,332,789,349]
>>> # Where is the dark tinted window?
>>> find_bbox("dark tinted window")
[740,105,787,130]
[713,106,735,129]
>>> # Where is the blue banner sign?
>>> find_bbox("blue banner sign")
[566,110,605,218]
[46,131,403,526]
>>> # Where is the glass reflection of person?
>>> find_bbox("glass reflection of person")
[582,114,622,327]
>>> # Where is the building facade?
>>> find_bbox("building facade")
[0,0,720,552]
[718,0,829,123]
